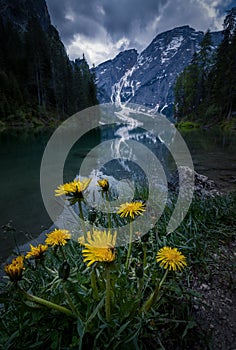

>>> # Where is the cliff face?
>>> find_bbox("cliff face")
[0,0,98,124]
[94,49,138,104]
[0,0,51,31]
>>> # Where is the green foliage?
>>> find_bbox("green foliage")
[1,190,235,349]
[219,116,236,130]
[0,15,98,125]
[174,56,200,120]
[175,121,200,130]
[174,7,236,125]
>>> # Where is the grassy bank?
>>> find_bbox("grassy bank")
[176,116,236,132]
[0,108,63,131]
[0,191,235,349]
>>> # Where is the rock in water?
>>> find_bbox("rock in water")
[169,166,222,197]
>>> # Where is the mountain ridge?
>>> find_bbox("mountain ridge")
[94,25,223,117]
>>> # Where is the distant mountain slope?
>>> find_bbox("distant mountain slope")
[95,49,138,105]
[95,26,223,117]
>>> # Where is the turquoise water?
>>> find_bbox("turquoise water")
[0,129,53,262]
[0,127,101,262]
[0,126,235,262]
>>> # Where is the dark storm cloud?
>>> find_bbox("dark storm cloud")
[47,0,167,44]
[46,0,100,41]
[46,0,235,65]
[101,0,167,40]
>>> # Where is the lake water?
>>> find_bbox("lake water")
[0,125,236,263]
[181,128,236,191]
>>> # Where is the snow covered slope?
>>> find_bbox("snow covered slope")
[94,26,222,118]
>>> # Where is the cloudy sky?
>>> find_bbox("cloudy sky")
[46,0,236,66]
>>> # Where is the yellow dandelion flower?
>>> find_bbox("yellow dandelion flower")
[156,246,187,271]
[97,179,109,192]
[117,201,145,219]
[78,230,93,245]
[55,178,91,202]
[79,229,105,245]
[55,183,70,196]
[45,229,71,246]
[4,256,25,282]
[82,230,116,267]
[25,244,48,259]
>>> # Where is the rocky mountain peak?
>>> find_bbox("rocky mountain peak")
[94,26,223,117]
[95,48,138,104]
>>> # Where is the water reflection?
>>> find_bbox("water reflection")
[180,129,236,191]
[0,124,235,262]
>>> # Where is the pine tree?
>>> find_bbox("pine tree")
[174,52,200,120]
[0,11,99,124]
[212,7,236,119]
[174,8,236,123]
[230,27,236,115]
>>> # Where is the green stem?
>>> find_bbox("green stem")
[18,287,74,317]
[91,267,99,300]
[141,269,168,313]
[105,266,111,323]
[63,283,79,316]
[105,192,111,230]
[143,242,147,268]
[159,269,168,290]
[125,221,133,270]
[138,278,144,298]
[59,245,66,260]
[78,201,87,239]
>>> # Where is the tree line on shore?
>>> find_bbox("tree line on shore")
[0,15,98,126]
[174,7,236,125]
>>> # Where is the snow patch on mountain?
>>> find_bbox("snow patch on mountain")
[111,64,137,105]
[94,26,223,118]
[161,35,184,64]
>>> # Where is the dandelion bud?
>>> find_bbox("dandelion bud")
[88,208,97,224]
[141,232,149,243]
[97,179,109,192]
[135,263,144,278]
[59,261,70,280]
